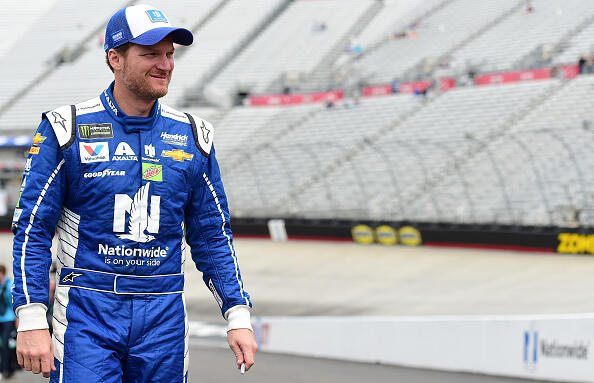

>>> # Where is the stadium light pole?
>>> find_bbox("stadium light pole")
[507,133,553,226]
[464,133,516,225]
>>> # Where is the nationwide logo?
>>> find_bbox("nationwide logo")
[79,123,113,139]
[32,133,46,145]
[113,182,160,242]
[79,142,109,163]
[112,142,137,161]
[162,149,193,162]
[84,169,125,178]
[161,132,188,146]
[99,244,168,257]
[523,329,590,371]
[142,163,162,182]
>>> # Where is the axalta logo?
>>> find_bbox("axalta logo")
[84,169,125,178]
[113,183,160,242]
[161,132,188,146]
[112,142,137,161]
[79,142,109,163]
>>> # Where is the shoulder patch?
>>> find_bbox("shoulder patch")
[75,97,105,116]
[43,105,76,150]
[185,113,213,158]
[161,104,190,124]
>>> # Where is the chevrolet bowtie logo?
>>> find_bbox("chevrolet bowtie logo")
[162,149,193,162]
[32,133,46,145]
[62,271,83,283]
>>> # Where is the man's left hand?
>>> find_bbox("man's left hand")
[227,328,258,372]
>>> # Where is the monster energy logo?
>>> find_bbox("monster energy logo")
[78,123,113,139]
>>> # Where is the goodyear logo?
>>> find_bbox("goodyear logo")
[399,226,422,246]
[376,225,398,245]
[142,163,163,182]
[351,225,422,246]
[351,225,374,245]
[557,233,594,255]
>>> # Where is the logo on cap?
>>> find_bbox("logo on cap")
[146,10,168,23]
[112,30,124,43]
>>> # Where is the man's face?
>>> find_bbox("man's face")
[119,38,175,100]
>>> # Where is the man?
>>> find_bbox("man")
[12,4,257,382]
[0,265,16,379]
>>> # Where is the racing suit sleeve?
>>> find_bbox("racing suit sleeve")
[185,146,252,332]
[12,119,66,331]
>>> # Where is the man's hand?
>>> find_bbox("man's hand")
[17,329,56,378]
[228,328,258,372]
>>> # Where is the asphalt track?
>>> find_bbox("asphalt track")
[14,344,550,383]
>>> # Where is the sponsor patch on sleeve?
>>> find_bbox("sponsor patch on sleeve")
[29,146,40,155]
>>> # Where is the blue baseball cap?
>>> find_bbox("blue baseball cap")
[104,4,193,52]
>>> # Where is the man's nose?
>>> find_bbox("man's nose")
[156,55,173,71]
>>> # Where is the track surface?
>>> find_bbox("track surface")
[15,344,550,383]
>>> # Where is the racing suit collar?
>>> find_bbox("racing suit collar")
[100,82,160,132]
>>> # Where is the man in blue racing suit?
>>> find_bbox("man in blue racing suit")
[11,4,256,382]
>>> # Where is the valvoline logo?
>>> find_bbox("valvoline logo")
[84,144,104,156]
[79,142,109,163]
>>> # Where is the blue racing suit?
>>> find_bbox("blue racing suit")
[11,82,252,382]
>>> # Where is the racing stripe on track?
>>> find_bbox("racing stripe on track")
[21,159,65,304]
[202,173,249,306]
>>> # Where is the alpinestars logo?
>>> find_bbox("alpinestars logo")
[113,183,160,242]
[52,111,67,131]
[200,120,210,143]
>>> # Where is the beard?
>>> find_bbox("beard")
[122,63,170,100]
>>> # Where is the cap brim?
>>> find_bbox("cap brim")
[131,27,194,46]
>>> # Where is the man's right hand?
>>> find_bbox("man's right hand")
[17,329,56,378]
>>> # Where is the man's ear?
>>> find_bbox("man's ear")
[108,49,123,71]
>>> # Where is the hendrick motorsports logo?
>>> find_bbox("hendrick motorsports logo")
[523,330,589,371]
[161,132,188,146]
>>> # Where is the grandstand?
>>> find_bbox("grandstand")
[1,0,593,236]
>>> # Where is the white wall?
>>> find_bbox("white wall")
[254,314,594,382]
